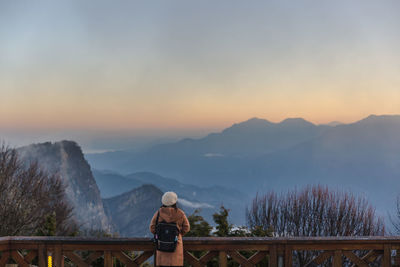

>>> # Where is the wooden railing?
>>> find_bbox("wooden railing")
[1,236,400,267]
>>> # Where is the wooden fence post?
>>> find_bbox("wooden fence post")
[284,246,292,267]
[333,250,342,267]
[54,246,63,267]
[38,245,46,267]
[269,245,278,267]
[383,245,391,267]
[219,251,227,267]
[104,251,113,267]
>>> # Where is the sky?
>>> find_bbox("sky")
[1,1,400,151]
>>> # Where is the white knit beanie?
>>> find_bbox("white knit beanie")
[162,191,178,206]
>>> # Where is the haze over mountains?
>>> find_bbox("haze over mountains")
[103,184,163,237]
[17,141,111,231]
[87,114,400,220]
[14,141,245,236]
[93,170,248,225]
[16,141,168,236]
[87,117,330,182]
[9,114,400,235]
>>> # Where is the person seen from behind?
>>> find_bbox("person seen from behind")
[150,191,190,267]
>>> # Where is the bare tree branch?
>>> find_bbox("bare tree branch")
[246,185,384,266]
[0,144,77,236]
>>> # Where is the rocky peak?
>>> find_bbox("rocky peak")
[17,140,111,231]
[103,184,163,237]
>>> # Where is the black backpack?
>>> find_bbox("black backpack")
[154,210,179,252]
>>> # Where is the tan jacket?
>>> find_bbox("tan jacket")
[150,207,190,266]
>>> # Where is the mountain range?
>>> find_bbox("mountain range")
[15,141,242,236]
[87,114,400,221]
[103,184,163,237]
[12,114,400,235]
[16,141,164,236]
[93,170,248,225]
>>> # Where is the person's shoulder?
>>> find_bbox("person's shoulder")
[152,208,160,217]
[177,208,186,216]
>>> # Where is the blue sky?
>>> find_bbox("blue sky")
[1,1,400,151]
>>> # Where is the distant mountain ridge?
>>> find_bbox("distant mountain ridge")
[94,170,248,225]
[154,117,326,157]
[15,140,246,235]
[11,114,400,234]
[86,114,400,221]
[103,184,162,237]
[16,141,166,236]
[94,170,142,198]
[86,116,330,178]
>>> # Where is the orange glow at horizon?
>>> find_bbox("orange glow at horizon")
[2,1,400,133]
[1,85,399,131]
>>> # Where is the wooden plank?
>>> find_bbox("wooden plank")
[309,251,333,265]
[9,244,39,250]
[62,244,154,251]
[84,251,103,264]
[54,245,64,267]
[284,246,292,267]
[333,250,342,267]
[269,245,278,267]
[134,251,154,265]
[5,235,400,246]
[350,250,382,267]
[4,235,400,267]
[343,251,369,267]
[383,244,391,267]
[112,251,137,267]
[104,251,113,267]
[184,244,270,251]
[24,250,37,263]
[183,251,201,267]
[38,245,46,267]
[199,251,218,264]
[228,251,253,267]
[4,237,151,244]
[219,251,227,267]
[362,250,382,263]
[0,252,10,266]
[291,244,383,251]
[11,250,30,267]
[249,251,268,265]
[7,237,387,252]
[5,242,390,252]
[0,244,10,251]
[64,251,89,267]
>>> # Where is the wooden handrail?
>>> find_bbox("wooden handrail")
[0,236,400,266]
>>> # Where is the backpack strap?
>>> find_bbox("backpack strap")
[153,210,160,266]
[154,209,161,242]
[155,210,160,226]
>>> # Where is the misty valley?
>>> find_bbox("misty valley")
[2,114,400,237]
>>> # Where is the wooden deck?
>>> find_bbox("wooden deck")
[1,236,400,266]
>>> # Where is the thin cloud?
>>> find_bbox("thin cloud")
[179,198,214,209]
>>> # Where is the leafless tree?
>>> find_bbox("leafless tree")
[0,144,77,236]
[389,196,400,235]
[246,185,384,266]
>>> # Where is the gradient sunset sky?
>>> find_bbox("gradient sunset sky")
[1,1,400,150]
